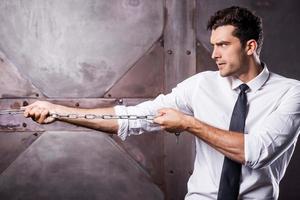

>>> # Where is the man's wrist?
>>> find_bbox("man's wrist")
[53,104,69,114]
[182,114,194,131]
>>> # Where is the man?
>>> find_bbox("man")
[24,6,300,200]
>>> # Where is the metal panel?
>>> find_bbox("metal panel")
[0,52,42,98]
[112,132,165,190]
[0,1,180,199]
[195,40,215,72]
[104,42,165,98]
[163,0,196,199]
[1,1,298,199]
[0,0,164,97]
[0,132,42,174]
[0,131,163,200]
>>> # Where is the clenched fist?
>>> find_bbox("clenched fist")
[154,108,190,133]
[22,101,58,124]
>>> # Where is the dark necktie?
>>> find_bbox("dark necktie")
[217,84,249,200]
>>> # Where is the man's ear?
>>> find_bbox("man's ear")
[245,39,258,55]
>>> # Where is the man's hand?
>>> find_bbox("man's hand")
[22,101,57,124]
[153,108,189,133]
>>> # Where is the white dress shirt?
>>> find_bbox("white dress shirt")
[115,65,300,200]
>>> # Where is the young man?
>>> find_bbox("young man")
[24,6,300,200]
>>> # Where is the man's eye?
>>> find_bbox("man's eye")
[221,44,227,47]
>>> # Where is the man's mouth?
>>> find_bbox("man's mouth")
[217,63,226,68]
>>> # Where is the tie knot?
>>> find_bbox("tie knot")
[239,84,249,93]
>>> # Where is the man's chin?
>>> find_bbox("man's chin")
[219,70,230,77]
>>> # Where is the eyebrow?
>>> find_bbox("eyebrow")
[210,41,231,46]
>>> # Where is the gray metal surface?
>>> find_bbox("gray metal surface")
[0,0,163,97]
[0,1,299,199]
[104,42,165,98]
[163,0,196,199]
[0,131,163,200]
[0,132,42,174]
[0,52,42,98]
[112,132,165,190]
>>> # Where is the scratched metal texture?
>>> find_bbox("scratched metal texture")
[0,131,163,200]
[0,0,164,98]
[0,0,299,199]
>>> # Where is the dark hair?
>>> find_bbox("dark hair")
[207,6,263,54]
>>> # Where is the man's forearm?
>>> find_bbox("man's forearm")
[23,101,119,134]
[184,115,245,164]
[56,105,119,134]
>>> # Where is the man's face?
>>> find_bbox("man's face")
[210,25,248,78]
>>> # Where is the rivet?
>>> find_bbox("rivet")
[186,50,191,55]
[22,123,27,128]
[118,99,123,104]
[75,102,80,107]
[23,101,28,106]
[167,50,173,54]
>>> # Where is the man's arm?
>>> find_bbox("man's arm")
[23,101,119,134]
[154,108,245,164]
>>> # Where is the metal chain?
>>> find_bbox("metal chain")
[0,109,180,143]
[0,109,25,115]
[0,109,155,120]
[49,113,155,120]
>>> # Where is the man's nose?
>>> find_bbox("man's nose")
[211,47,220,60]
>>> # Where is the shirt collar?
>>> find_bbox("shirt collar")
[230,62,270,93]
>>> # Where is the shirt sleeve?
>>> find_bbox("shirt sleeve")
[245,84,300,169]
[114,76,196,140]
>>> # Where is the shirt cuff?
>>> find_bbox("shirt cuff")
[114,105,128,141]
[114,104,162,141]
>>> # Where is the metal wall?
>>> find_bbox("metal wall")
[0,0,166,199]
[0,0,299,199]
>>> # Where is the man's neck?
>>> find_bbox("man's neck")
[238,57,263,83]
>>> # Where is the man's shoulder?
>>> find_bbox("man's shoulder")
[183,70,220,84]
[177,70,221,90]
[268,72,300,87]
[267,72,300,97]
